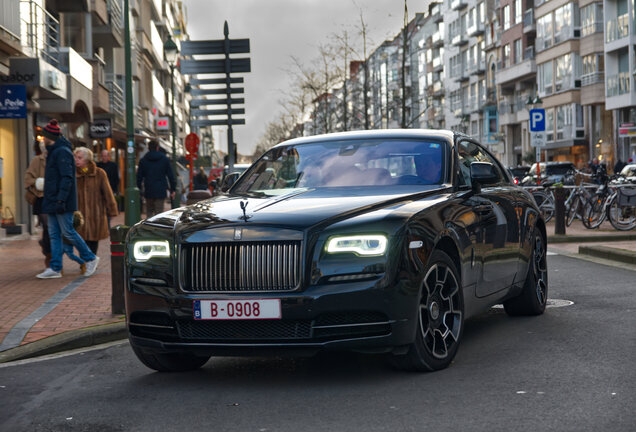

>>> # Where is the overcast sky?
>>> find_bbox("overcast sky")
[183,0,420,156]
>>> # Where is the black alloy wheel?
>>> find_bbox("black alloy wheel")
[504,227,548,316]
[392,250,464,371]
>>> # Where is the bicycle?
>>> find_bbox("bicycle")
[564,182,595,227]
[606,184,636,231]
[527,182,555,223]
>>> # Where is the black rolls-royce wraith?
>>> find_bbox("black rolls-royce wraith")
[125,130,548,372]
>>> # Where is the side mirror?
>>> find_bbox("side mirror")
[470,162,499,187]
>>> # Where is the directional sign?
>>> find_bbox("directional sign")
[192,118,246,127]
[529,108,546,132]
[180,39,250,56]
[190,87,244,96]
[179,58,251,75]
[190,98,245,107]
[191,108,245,117]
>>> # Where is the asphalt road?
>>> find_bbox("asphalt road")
[0,254,634,432]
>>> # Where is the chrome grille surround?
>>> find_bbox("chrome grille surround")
[179,241,302,292]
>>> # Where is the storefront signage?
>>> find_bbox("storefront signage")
[618,126,636,137]
[89,119,112,138]
[0,85,27,119]
[156,116,170,131]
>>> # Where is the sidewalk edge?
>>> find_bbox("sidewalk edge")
[548,233,636,244]
[579,245,636,265]
[0,322,127,364]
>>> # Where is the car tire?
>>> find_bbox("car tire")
[391,250,464,372]
[130,343,210,372]
[503,228,548,316]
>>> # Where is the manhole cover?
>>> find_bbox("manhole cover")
[491,299,574,310]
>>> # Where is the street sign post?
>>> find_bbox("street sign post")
[529,108,546,182]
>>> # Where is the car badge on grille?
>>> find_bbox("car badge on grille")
[234,228,242,240]
[239,200,251,221]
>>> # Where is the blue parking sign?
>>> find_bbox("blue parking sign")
[529,108,545,132]
[0,85,27,119]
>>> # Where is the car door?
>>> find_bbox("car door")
[456,139,520,298]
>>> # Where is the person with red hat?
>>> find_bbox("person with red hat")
[36,119,100,279]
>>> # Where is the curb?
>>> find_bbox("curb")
[0,322,127,364]
[548,233,636,243]
[579,245,636,265]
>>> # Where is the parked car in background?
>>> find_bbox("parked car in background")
[620,163,636,180]
[125,130,547,373]
[508,166,530,185]
[521,162,576,185]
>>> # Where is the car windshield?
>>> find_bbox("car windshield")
[232,138,446,196]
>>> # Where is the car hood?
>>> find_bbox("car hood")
[145,186,447,233]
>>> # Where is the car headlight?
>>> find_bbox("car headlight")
[133,240,170,262]
[326,235,387,256]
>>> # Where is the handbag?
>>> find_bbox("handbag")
[618,187,636,207]
[1,207,16,227]
[25,187,38,206]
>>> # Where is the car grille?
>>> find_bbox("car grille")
[177,320,312,340]
[180,241,302,292]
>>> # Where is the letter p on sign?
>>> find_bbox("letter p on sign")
[530,109,545,132]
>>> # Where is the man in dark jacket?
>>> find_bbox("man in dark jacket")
[97,149,119,195]
[36,119,99,279]
[137,140,176,218]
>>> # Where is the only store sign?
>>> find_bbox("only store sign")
[0,85,27,119]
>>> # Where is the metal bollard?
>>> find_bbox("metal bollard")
[554,187,567,235]
[110,225,130,314]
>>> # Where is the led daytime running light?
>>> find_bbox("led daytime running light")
[133,240,170,261]
[326,235,387,256]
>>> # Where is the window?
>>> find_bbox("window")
[503,44,511,67]
[537,14,553,50]
[514,39,522,64]
[503,5,511,30]
[514,0,522,25]
[555,54,572,91]
[538,61,553,95]
[545,108,554,141]
[581,3,603,36]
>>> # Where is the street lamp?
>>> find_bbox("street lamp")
[164,36,181,208]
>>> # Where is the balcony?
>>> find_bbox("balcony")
[432,81,444,97]
[467,22,484,37]
[496,48,537,84]
[106,74,124,126]
[432,30,444,47]
[89,55,110,114]
[606,72,631,97]
[606,15,630,43]
[432,56,443,72]
[430,3,442,23]
[93,0,124,48]
[523,9,535,33]
[581,72,604,86]
[450,0,467,11]
[20,0,60,67]
[451,33,468,46]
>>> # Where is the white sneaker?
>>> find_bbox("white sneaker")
[36,268,62,279]
[84,256,100,277]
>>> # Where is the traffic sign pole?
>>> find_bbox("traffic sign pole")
[529,108,546,184]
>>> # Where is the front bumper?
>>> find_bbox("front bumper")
[126,277,420,356]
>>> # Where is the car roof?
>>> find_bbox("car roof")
[273,129,457,148]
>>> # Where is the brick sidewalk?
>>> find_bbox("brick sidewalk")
[0,213,633,354]
[0,214,125,350]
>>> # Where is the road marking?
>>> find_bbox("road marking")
[0,276,89,352]
[492,299,574,310]
[547,251,558,256]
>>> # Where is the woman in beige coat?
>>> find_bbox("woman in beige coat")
[24,141,50,265]
[73,147,119,254]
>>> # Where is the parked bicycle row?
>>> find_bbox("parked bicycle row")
[515,163,636,231]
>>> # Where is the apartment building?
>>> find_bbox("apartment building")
[604,0,636,162]
[0,0,190,231]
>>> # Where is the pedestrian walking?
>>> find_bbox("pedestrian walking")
[74,147,119,254]
[136,140,176,218]
[62,211,87,274]
[36,119,99,279]
[193,166,209,190]
[96,149,119,196]
[24,140,51,266]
